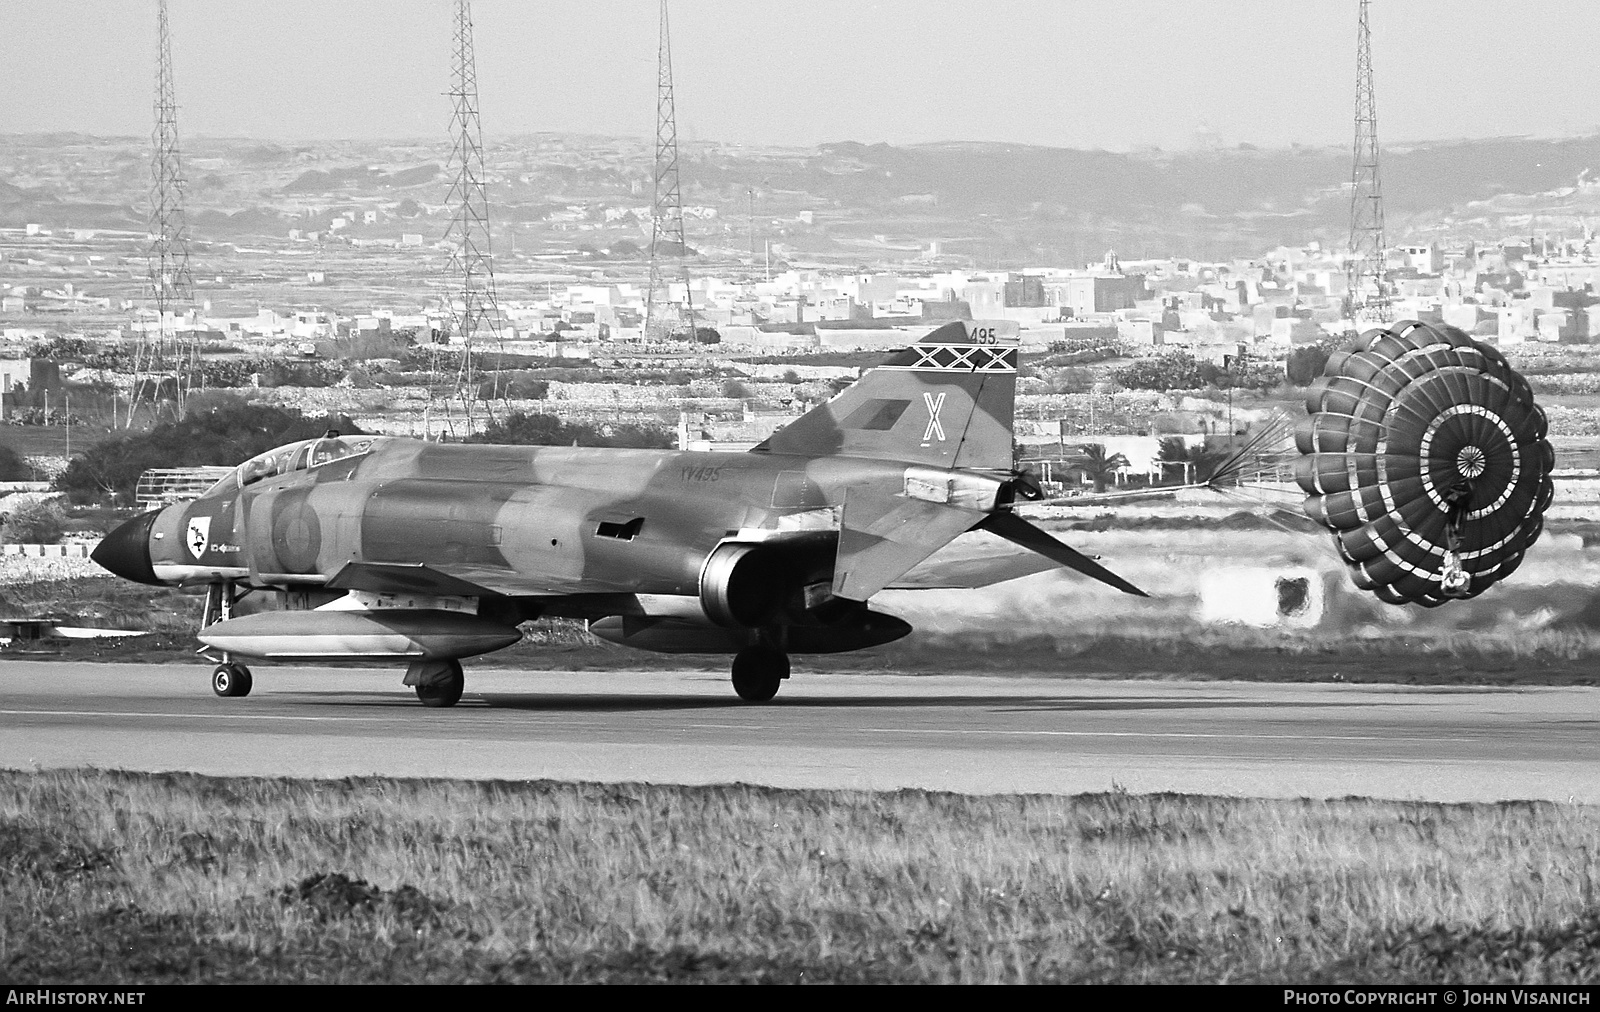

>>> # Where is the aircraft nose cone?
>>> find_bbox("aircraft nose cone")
[92,510,161,585]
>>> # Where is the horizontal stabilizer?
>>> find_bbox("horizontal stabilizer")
[889,547,1059,589]
[977,511,1148,597]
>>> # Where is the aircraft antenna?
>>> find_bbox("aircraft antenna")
[644,0,697,343]
[439,0,503,438]
[137,0,195,425]
[1346,0,1390,325]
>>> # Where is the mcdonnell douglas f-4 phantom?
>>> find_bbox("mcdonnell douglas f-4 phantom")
[93,320,1146,706]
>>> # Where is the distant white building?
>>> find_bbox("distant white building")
[291,311,336,340]
[1070,435,1165,480]
[1400,244,1443,274]
[1268,318,1320,345]
[0,359,31,393]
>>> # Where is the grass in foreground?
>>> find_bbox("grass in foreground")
[1,771,1598,983]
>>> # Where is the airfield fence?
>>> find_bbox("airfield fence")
[0,543,91,557]
[135,467,233,511]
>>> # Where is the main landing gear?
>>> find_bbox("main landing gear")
[406,658,465,708]
[211,662,253,698]
[731,644,789,703]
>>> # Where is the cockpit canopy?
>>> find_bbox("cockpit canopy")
[230,433,380,491]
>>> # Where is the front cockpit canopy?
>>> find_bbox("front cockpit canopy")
[226,433,379,492]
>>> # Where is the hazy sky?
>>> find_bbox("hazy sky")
[4,1,1598,150]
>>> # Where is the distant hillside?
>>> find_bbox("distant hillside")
[282,163,440,194]
[5,132,1599,261]
[773,136,1600,219]
[681,135,1600,262]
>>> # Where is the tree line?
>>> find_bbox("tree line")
[42,399,675,505]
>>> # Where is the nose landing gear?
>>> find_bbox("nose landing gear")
[203,580,253,698]
[211,662,253,697]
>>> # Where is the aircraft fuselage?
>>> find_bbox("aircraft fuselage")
[115,437,1002,601]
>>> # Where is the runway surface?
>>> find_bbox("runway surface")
[0,660,1596,802]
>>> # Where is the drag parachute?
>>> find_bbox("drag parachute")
[1294,320,1555,607]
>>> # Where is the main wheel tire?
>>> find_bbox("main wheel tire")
[211,663,252,698]
[415,659,465,708]
[731,646,787,702]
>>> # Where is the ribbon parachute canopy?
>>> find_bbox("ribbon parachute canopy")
[1294,320,1555,607]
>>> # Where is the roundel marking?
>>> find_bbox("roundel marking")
[270,491,322,573]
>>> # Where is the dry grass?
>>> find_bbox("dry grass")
[0,577,194,632]
[915,624,1600,664]
[1,771,1598,983]
[0,556,106,587]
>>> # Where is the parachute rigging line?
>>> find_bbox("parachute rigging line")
[1205,410,1299,491]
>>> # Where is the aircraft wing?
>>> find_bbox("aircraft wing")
[327,561,615,598]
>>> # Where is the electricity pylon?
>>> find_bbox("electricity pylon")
[138,0,194,423]
[440,0,503,434]
[1346,0,1391,324]
[644,0,697,342]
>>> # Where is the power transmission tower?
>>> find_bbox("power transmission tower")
[1346,0,1390,324]
[644,0,696,342]
[439,0,502,436]
[138,0,194,424]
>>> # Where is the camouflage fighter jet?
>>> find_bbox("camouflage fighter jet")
[93,320,1146,706]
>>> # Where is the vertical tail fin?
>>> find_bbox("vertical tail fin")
[753,320,1018,469]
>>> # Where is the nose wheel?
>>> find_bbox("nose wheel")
[731,645,788,702]
[211,662,253,698]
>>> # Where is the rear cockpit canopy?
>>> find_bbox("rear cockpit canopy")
[220,434,381,494]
